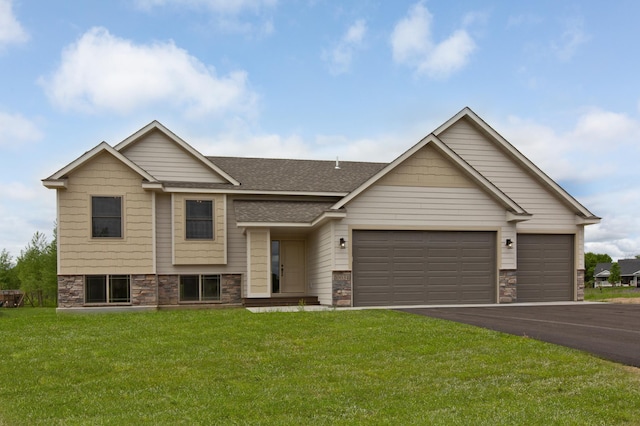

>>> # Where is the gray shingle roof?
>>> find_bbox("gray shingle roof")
[207,157,386,193]
[234,200,342,223]
[594,263,613,275]
[619,259,640,276]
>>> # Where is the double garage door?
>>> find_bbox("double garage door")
[352,231,574,307]
[353,230,496,307]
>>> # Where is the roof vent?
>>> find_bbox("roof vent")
[335,156,340,170]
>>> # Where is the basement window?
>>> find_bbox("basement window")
[180,275,221,302]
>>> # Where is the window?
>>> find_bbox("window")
[92,196,122,238]
[186,200,213,239]
[85,275,130,304]
[180,275,220,302]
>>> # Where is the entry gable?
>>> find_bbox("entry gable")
[115,121,240,186]
[377,144,473,188]
[333,134,529,218]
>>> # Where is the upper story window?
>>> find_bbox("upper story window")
[92,196,122,238]
[186,200,213,239]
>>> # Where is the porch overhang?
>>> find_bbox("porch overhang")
[234,200,346,229]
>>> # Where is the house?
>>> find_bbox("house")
[619,259,640,287]
[594,262,612,287]
[42,107,600,311]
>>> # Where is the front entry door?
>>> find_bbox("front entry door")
[272,240,306,294]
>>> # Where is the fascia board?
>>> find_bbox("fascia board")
[42,179,67,189]
[435,107,597,219]
[114,120,241,186]
[236,211,346,229]
[161,186,348,197]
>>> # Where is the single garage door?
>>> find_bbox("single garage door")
[352,230,496,307]
[517,234,574,302]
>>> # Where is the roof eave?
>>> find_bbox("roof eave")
[42,179,67,189]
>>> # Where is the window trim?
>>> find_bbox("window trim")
[185,199,214,240]
[91,195,123,239]
[179,274,221,303]
[84,274,131,305]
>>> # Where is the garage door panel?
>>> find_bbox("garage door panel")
[353,230,496,306]
[517,234,573,302]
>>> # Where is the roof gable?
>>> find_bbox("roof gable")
[115,121,239,186]
[333,133,529,218]
[42,142,157,188]
[434,107,599,222]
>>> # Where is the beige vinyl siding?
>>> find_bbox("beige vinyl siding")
[247,228,270,296]
[439,118,578,231]
[120,129,226,183]
[155,194,246,274]
[307,221,335,305]
[172,193,226,265]
[337,184,514,270]
[378,145,473,188]
[57,152,154,275]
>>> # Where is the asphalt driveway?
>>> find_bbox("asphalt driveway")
[397,303,640,367]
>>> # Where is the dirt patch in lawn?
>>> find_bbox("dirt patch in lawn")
[604,297,640,304]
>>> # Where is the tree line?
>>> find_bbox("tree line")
[0,228,57,307]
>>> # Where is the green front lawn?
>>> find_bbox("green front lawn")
[585,286,640,301]
[1,308,639,425]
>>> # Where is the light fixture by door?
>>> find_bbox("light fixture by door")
[339,238,346,249]
[506,238,513,248]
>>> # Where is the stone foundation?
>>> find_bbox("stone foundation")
[58,275,84,308]
[577,269,585,301]
[158,275,179,305]
[499,269,517,303]
[58,273,243,308]
[220,274,242,305]
[131,274,158,306]
[332,271,352,307]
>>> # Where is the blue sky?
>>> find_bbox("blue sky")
[1,0,639,261]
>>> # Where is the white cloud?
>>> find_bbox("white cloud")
[500,108,640,182]
[551,17,589,61]
[0,112,42,147]
[323,19,367,75]
[39,27,257,118]
[0,0,28,49]
[390,1,476,79]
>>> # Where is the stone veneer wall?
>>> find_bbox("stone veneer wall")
[131,274,158,306]
[220,274,243,305]
[58,275,84,308]
[158,275,179,305]
[577,269,585,301]
[499,269,517,303]
[332,271,352,307]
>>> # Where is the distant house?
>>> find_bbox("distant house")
[619,259,640,287]
[594,262,612,287]
[42,107,600,311]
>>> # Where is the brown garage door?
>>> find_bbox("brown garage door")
[352,230,496,307]
[517,234,574,302]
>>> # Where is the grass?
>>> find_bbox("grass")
[1,308,640,425]
[585,285,640,301]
